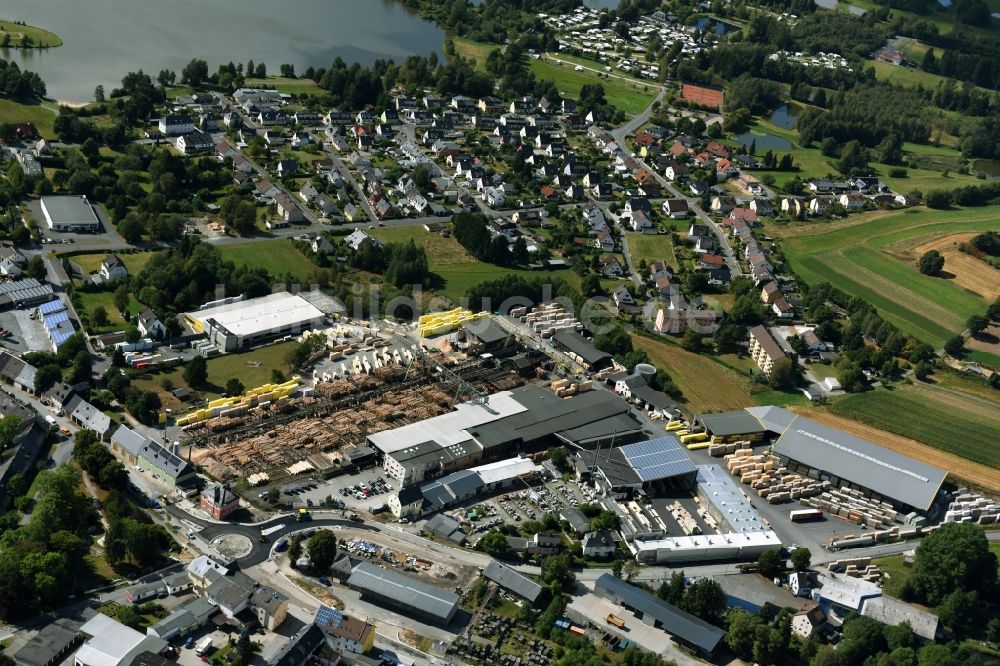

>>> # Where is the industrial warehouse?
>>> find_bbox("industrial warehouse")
[345,562,460,625]
[368,384,647,485]
[695,406,947,513]
[183,291,327,352]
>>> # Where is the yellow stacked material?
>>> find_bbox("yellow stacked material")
[665,421,685,431]
[417,308,485,337]
[680,432,708,444]
[176,377,301,426]
[674,429,689,436]
[686,441,711,450]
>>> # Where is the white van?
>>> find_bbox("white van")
[195,636,214,656]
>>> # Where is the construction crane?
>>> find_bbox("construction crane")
[400,339,498,414]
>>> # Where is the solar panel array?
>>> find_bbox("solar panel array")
[620,437,697,482]
[315,604,343,629]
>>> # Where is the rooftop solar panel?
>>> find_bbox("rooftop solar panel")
[619,436,696,482]
[315,604,343,629]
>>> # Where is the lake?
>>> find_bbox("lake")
[769,104,799,130]
[0,0,445,102]
[734,130,793,151]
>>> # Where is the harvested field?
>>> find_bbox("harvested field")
[631,334,755,413]
[967,323,1000,362]
[908,233,1000,301]
[792,405,1000,493]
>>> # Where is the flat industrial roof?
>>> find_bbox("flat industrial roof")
[347,562,459,621]
[766,408,946,511]
[697,410,766,437]
[187,291,325,338]
[696,464,767,533]
[40,196,99,224]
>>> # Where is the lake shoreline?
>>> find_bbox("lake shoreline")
[0,18,62,48]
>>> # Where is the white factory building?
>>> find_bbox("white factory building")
[631,465,781,564]
[183,291,326,352]
[40,195,101,232]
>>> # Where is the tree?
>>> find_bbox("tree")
[936,589,980,634]
[24,255,46,281]
[914,361,933,380]
[966,314,988,336]
[757,549,782,578]
[539,553,575,594]
[94,85,105,103]
[918,250,945,275]
[113,285,130,314]
[0,414,23,454]
[680,328,701,352]
[790,547,812,571]
[288,535,304,565]
[680,578,727,624]
[307,530,338,572]
[180,58,209,87]
[225,378,245,397]
[906,522,998,605]
[943,335,965,357]
[91,306,108,328]
[479,529,509,557]
[183,356,208,388]
[34,364,62,394]
[768,356,797,390]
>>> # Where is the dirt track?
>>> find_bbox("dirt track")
[913,233,1000,301]
[790,407,1000,493]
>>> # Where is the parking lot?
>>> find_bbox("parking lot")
[273,466,396,512]
[0,307,55,353]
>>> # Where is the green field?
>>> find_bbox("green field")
[877,543,1000,599]
[133,341,298,410]
[217,240,315,282]
[452,37,497,72]
[780,206,999,348]
[76,290,142,333]
[69,250,160,276]
[530,57,658,116]
[371,225,580,302]
[631,334,757,413]
[0,19,62,47]
[829,384,1000,468]
[867,59,953,89]
[626,232,679,270]
[244,76,323,95]
[0,98,57,138]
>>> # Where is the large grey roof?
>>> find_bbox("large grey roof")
[348,562,459,621]
[697,410,766,437]
[464,318,510,345]
[618,437,696,482]
[595,574,725,654]
[552,330,612,366]
[767,408,946,511]
[483,560,544,603]
[13,619,80,666]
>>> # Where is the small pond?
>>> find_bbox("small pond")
[693,17,742,35]
[769,104,799,130]
[972,159,1000,178]
[733,131,794,151]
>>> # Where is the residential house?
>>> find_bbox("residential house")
[136,308,166,339]
[662,198,689,219]
[345,229,381,250]
[100,255,127,281]
[289,131,311,149]
[649,261,673,284]
[839,193,866,211]
[687,224,711,241]
[232,154,253,173]
[592,182,613,199]
[760,281,781,305]
[298,182,319,203]
[809,196,833,216]
[781,196,804,216]
[664,162,690,181]
[748,325,787,378]
[710,196,736,215]
[750,198,774,216]
[274,193,305,223]
[792,605,827,638]
[772,296,794,319]
[789,572,813,598]
[697,253,725,270]
[158,114,195,136]
[594,228,615,252]
[176,132,214,155]
[200,482,240,520]
[739,173,763,195]
[582,530,617,559]
[276,159,298,177]
[256,178,280,200]
[315,607,377,655]
[808,178,835,194]
[601,255,625,277]
[216,139,237,161]
[293,111,320,126]
[612,285,635,308]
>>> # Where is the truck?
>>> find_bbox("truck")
[195,636,213,656]
[297,508,311,522]
[606,614,626,629]
[789,509,824,523]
